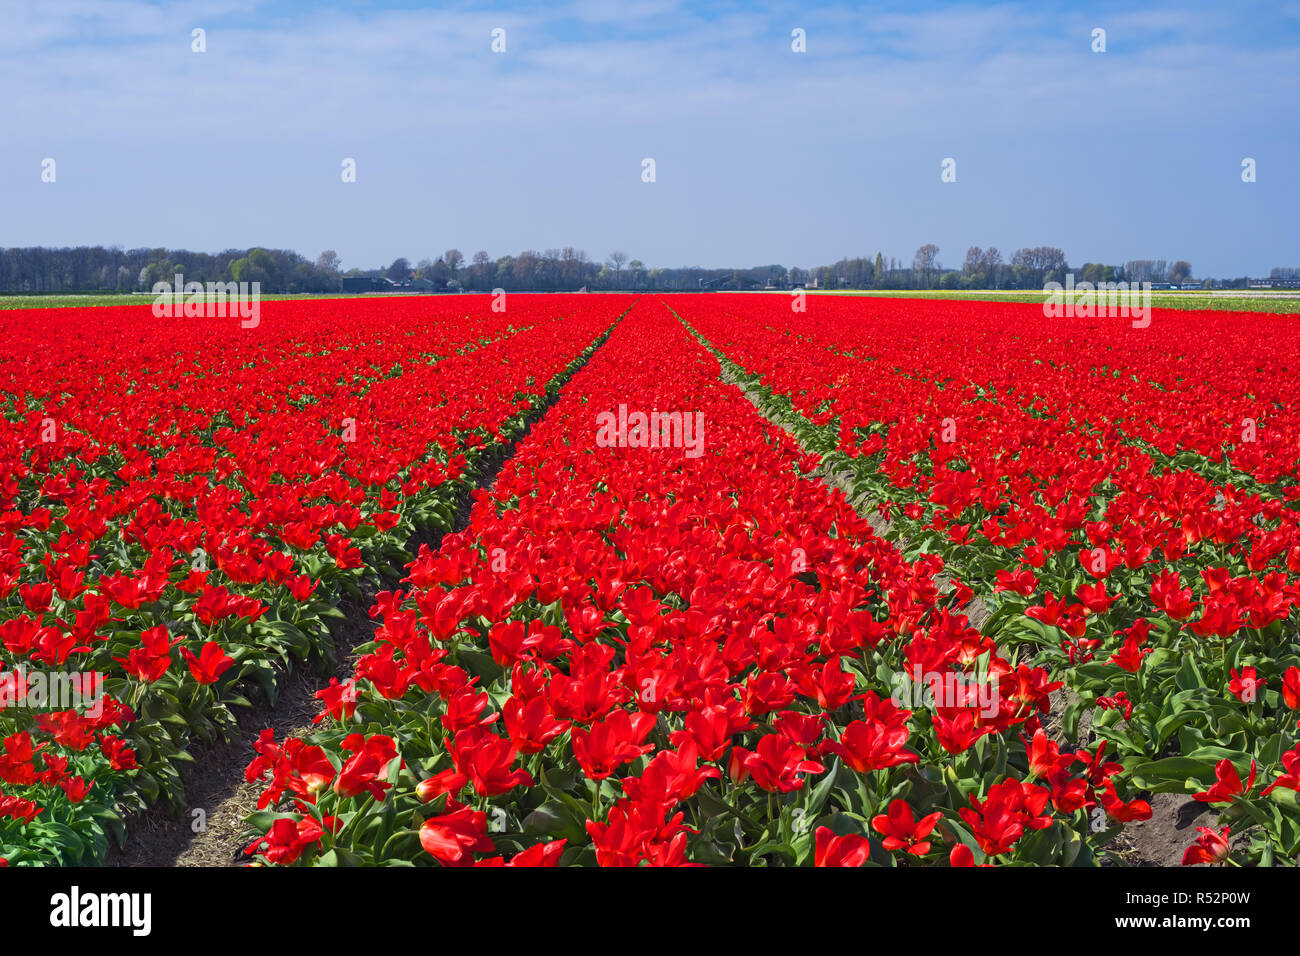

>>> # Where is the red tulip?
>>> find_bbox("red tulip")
[813,827,871,867]
[1182,826,1232,866]
[179,642,234,684]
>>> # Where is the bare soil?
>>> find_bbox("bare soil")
[106,597,378,867]
[715,346,1206,868]
[105,318,616,867]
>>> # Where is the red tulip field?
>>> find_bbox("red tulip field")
[2,292,1298,868]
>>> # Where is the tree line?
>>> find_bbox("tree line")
[0,245,1283,294]
[0,247,339,294]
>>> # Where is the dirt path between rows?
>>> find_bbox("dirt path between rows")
[107,312,627,867]
[106,594,384,867]
[680,307,1207,867]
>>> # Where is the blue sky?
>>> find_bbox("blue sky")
[3,0,1298,276]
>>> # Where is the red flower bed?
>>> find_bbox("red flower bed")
[242,298,1153,867]
[0,294,629,864]
[9,290,1295,867]
[667,293,1300,864]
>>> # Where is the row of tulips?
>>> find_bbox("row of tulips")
[241,298,1155,867]
[668,293,1300,864]
[0,294,631,864]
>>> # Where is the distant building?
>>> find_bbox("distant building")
[340,276,392,292]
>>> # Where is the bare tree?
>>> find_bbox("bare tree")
[913,244,940,288]
[1011,247,1068,287]
[470,250,491,289]
[981,247,1002,288]
[514,250,539,286]
[316,250,341,275]
[443,249,464,283]
[608,250,628,288]
[1124,259,1169,284]
[559,248,583,287]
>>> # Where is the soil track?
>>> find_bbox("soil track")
[683,307,1208,867]
[106,312,627,867]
